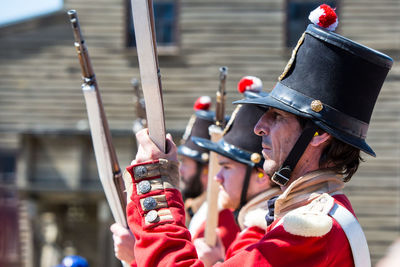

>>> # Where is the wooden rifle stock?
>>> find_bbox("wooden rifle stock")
[130,0,166,153]
[204,67,228,246]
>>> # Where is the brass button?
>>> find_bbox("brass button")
[311,100,323,112]
[143,197,157,210]
[250,153,261,164]
[201,153,209,162]
[134,165,148,178]
[145,210,159,223]
[138,180,151,194]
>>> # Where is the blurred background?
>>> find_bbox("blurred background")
[0,0,399,266]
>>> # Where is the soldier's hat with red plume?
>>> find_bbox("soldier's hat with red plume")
[237,4,393,157]
[178,96,215,163]
[193,76,265,168]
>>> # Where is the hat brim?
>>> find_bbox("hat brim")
[314,120,375,157]
[234,92,376,157]
[192,137,261,167]
[178,145,207,163]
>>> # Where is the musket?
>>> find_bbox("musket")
[130,0,166,153]
[67,10,129,266]
[215,67,228,128]
[131,78,148,134]
[204,66,228,246]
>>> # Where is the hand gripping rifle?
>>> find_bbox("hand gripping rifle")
[204,66,228,246]
[67,10,129,267]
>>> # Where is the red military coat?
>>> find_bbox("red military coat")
[190,206,240,251]
[224,226,265,260]
[128,204,239,267]
[224,187,281,260]
[126,162,356,266]
[218,194,355,266]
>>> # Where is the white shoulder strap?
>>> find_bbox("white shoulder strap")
[188,201,208,236]
[329,203,371,267]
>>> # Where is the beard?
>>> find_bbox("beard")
[263,160,279,179]
[180,164,204,201]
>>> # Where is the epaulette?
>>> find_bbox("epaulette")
[281,193,335,237]
[243,208,268,230]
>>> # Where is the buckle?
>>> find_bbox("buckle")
[271,166,291,186]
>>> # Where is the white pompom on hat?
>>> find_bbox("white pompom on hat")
[237,76,263,93]
[193,96,211,111]
[308,4,338,31]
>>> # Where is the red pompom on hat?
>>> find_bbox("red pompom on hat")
[193,96,211,111]
[237,76,263,93]
[308,4,338,31]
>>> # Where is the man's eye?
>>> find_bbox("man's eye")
[274,112,284,119]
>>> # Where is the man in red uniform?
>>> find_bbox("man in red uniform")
[123,5,393,267]
[177,96,238,250]
[192,77,280,264]
[111,96,238,265]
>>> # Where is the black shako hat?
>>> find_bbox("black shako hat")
[236,24,393,157]
[193,77,266,213]
[193,76,266,168]
[178,96,215,163]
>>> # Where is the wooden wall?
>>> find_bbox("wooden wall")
[0,0,399,265]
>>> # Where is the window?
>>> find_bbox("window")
[286,0,339,47]
[126,0,180,54]
[0,151,16,184]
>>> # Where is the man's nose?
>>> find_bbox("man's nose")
[215,171,223,184]
[254,114,268,136]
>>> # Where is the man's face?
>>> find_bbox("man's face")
[254,108,303,179]
[179,155,197,183]
[215,154,247,210]
[178,155,202,199]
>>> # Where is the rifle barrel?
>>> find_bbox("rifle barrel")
[67,10,95,81]
[215,66,228,127]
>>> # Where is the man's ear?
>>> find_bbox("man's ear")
[201,165,208,176]
[310,132,331,147]
[253,167,268,184]
[200,165,209,186]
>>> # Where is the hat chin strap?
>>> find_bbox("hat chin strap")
[271,121,318,187]
[234,164,253,221]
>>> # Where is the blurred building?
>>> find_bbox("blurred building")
[0,0,399,266]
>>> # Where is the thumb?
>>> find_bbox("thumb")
[166,133,173,141]
[166,133,176,146]
[165,133,178,156]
